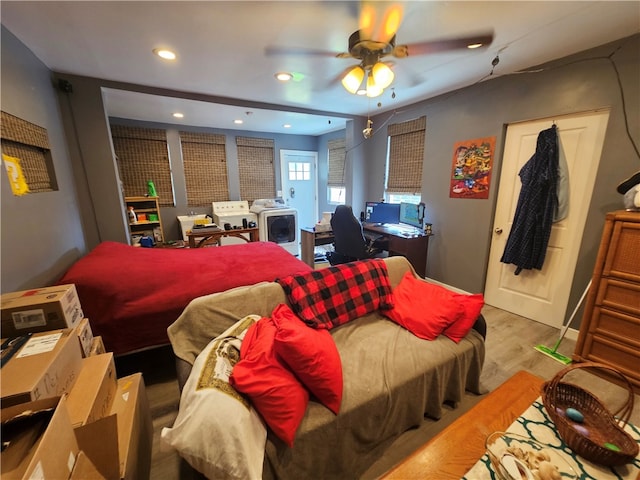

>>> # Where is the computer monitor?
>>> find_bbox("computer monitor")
[365,202,400,224]
[399,202,425,229]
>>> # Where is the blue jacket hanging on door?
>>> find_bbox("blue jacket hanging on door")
[501,125,558,275]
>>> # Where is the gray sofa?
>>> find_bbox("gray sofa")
[168,256,486,479]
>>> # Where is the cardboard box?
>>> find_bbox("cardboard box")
[1,396,79,479]
[109,373,153,480]
[69,451,106,479]
[74,414,120,480]
[66,353,117,427]
[75,317,94,357]
[90,335,106,356]
[1,284,84,338]
[0,329,83,407]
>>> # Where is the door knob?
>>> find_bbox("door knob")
[289,187,295,198]
[495,227,503,234]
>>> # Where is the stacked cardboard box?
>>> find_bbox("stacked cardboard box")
[1,284,153,479]
[1,284,84,338]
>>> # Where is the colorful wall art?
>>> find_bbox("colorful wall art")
[449,136,496,199]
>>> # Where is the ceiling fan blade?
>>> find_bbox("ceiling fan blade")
[393,32,494,57]
[265,46,343,58]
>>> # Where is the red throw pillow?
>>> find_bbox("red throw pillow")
[229,317,309,447]
[271,304,343,415]
[443,293,484,343]
[383,272,463,340]
[276,259,393,329]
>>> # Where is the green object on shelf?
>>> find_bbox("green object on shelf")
[148,213,159,222]
[147,180,157,197]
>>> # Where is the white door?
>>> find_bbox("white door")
[484,110,610,328]
[280,150,318,229]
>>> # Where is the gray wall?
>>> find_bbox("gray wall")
[2,25,638,334]
[1,27,86,292]
[360,35,639,326]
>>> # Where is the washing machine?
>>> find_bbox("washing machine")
[211,201,258,246]
[250,199,299,256]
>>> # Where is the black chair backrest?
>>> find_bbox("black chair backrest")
[330,205,368,260]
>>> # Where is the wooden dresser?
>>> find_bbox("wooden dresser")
[573,210,640,392]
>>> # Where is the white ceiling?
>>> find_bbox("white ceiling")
[2,1,639,136]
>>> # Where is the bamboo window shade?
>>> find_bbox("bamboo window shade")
[386,116,426,193]
[327,138,346,187]
[180,132,229,206]
[111,124,174,207]
[1,111,56,193]
[236,136,276,203]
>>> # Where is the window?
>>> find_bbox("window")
[288,162,310,181]
[111,124,174,206]
[236,136,275,203]
[328,187,346,204]
[386,192,421,204]
[385,116,426,200]
[1,111,57,194]
[327,137,346,205]
[180,131,229,206]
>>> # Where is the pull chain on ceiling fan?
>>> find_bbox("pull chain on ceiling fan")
[265,2,493,98]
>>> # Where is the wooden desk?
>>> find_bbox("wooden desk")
[300,226,431,276]
[187,227,259,248]
[363,223,430,277]
[382,371,544,480]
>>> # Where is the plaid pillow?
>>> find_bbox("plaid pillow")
[276,259,394,329]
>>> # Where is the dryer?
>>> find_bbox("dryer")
[250,199,299,256]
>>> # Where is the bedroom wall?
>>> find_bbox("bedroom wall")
[0,26,86,292]
[361,34,639,326]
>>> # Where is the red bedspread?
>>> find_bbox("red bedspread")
[58,241,312,355]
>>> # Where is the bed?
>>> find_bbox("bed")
[57,241,312,355]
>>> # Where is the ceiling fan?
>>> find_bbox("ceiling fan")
[265,3,493,98]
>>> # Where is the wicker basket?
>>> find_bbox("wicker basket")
[542,362,639,466]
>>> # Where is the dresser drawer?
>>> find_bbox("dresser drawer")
[595,277,640,316]
[588,306,640,343]
[581,333,640,390]
[603,218,640,282]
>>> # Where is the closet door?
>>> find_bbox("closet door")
[484,110,609,328]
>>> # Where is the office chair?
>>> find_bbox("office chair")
[327,205,384,265]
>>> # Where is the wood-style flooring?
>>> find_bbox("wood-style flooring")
[114,304,640,480]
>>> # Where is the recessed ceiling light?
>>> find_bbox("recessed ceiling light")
[153,48,176,60]
[283,124,291,128]
[275,72,293,82]
[173,112,184,118]
[234,119,244,125]
[467,43,483,49]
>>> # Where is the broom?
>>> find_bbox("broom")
[534,279,592,365]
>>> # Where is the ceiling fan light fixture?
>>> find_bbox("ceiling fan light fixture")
[342,66,365,94]
[366,73,383,98]
[372,62,394,89]
[381,5,403,41]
